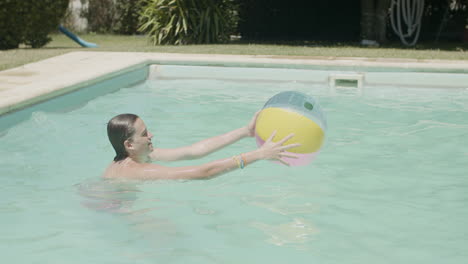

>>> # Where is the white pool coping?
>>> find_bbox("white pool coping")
[1,51,468,115]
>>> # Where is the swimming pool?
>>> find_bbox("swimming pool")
[1,63,467,263]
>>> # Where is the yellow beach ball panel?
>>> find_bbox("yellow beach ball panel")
[255,107,325,153]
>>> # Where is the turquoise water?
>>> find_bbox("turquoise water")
[1,69,468,263]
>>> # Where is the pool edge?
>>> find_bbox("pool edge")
[1,51,468,117]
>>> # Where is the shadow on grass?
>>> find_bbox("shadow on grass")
[229,39,468,51]
[13,44,84,50]
[40,47,91,50]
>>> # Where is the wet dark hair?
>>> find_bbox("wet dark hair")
[107,113,139,161]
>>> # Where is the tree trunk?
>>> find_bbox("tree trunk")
[375,0,392,43]
[361,0,393,44]
[361,0,376,40]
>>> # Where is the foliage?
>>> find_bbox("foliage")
[238,0,361,41]
[23,0,70,48]
[138,0,239,45]
[114,0,144,34]
[0,0,69,49]
[82,0,116,33]
[82,0,143,34]
[0,0,22,49]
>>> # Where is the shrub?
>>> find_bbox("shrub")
[82,0,116,33]
[0,0,23,49]
[23,0,69,48]
[138,0,239,45]
[82,0,142,34]
[0,0,68,49]
[114,0,144,34]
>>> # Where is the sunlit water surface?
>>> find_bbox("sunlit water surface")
[1,75,467,264]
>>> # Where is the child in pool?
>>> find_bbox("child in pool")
[103,113,299,180]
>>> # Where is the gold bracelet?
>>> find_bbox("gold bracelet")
[232,156,241,168]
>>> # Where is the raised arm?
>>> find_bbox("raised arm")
[150,111,260,162]
[140,132,299,180]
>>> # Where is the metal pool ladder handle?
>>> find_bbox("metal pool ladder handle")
[328,73,364,96]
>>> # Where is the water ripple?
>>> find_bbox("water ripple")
[251,218,317,247]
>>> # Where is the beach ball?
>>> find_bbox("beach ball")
[255,91,327,166]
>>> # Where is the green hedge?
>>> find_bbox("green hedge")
[0,0,69,50]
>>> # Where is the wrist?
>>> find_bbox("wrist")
[241,126,251,137]
[250,149,265,160]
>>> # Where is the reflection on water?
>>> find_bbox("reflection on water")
[251,218,317,248]
[75,178,178,231]
[243,194,319,216]
[75,178,182,254]
[75,179,141,214]
[241,187,321,248]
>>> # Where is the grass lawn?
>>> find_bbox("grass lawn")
[1,33,467,71]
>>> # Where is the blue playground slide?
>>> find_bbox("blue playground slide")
[58,25,98,48]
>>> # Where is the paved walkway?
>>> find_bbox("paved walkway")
[1,51,468,115]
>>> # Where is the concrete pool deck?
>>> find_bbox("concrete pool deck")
[1,51,468,115]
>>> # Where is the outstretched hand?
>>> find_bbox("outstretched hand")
[258,131,300,166]
[246,110,261,137]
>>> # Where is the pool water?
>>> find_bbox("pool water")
[1,68,468,264]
